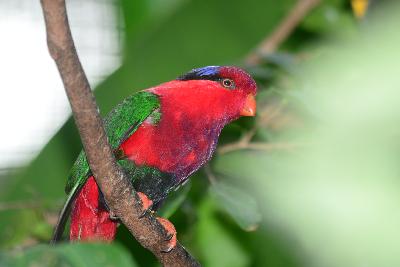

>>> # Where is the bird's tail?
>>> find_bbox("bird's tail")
[51,176,118,243]
[69,176,117,241]
[51,180,82,244]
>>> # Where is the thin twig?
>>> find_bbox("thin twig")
[0,201,42,211]
[39,1,199,266]
[224,0,316,156]
[217,99,286,155]
[204,165,217,185]
[218,142,302,155]
[245,0,321,66]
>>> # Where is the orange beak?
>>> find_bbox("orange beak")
[240,94,256,116]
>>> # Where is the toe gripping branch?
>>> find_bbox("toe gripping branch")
[137,192,177,253]
[137,192,154,218]
[157,217,177,253]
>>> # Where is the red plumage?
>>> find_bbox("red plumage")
[70,176,117,241]
[69,66,257,243]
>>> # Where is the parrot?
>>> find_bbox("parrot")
[51,66,257,252]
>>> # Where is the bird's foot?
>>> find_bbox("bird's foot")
[137,192,154,218]
[109,211,119,221]
[157,217,177,253]
[136,192,176,252]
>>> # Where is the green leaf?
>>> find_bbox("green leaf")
[0,0,296,249]
[210,180,262,231]
[2,243,137,267]
[194,198,250,267]
[0,209,42,249]
[31,221,54,241]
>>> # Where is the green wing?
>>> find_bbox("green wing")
[65,91,160,193]
[51,91,160,242]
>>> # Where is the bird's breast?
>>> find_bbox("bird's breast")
[120,116,222,180]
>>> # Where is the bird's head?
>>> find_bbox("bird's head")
[151,66,257,126]
[177,66,257,117]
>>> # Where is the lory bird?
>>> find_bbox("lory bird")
[52,66,257,251]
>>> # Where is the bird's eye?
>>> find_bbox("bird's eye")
[221,78,235,89]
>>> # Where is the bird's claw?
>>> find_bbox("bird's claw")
[157,217,177,253]
[165,232,174,241]
[137,192,153,219]
[138,210,147,219]
[161,245,174,253]
[136,193,176,252]
[109,211,119,221]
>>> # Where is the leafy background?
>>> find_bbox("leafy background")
[2,0,400,266]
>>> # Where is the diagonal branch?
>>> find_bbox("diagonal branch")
[39,0,199,266]
[245,0,321,66]
[217,0,322,155]
[218,141,305,155]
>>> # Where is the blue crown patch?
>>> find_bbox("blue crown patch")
[177,66,221,81]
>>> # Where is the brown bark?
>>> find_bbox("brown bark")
[40,0,200,266]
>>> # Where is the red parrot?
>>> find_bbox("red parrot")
[52,66,257,252]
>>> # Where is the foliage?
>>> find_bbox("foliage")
[1,243,137,267]
[3,0,398,266]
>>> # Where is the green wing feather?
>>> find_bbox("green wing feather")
[65,91,160,193]
[52,91,160,242]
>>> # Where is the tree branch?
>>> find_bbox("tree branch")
[218,141,303,155]
[0,201,41,211]
[218,0,321,156]
[39,0,199,266]
[245,0,321,66]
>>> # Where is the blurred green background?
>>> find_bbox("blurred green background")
[2,0,400,266]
